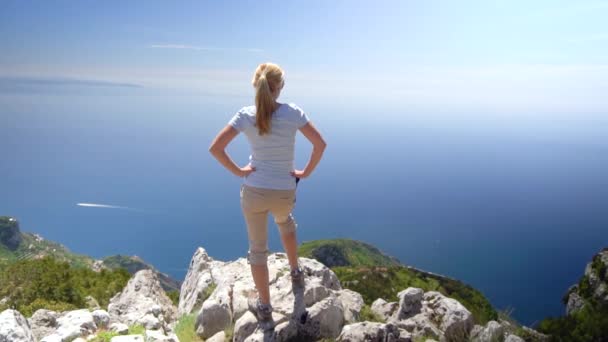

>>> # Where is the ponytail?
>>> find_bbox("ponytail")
[252,63,284,136]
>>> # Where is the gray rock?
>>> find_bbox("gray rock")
[423,291,473,342]
[109,322,129,334]
[371,298,398,322]
[206,330,226,342]
[182,249,349,341]
[566,291,585,316]
[395,288,424,320]
[233,312,258,342]
[91,309,110,330]
[45,308,97,342]
[177,247,225,316]
[272,320,298,341]
[195,295,232,338]
[395,314,442,341]
[108,269,177,332]
[505,335,525,342]
[138,313,161,330]
[145,329,178,342]
[301,295,345,340]
[469,320,503,342]
[28,309,59,341]
[335,289,365,324]
[0,309,35,342]
[110,335,144,342]
[337,321,411,341]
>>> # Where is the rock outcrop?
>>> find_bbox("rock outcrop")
[564,248,608,315]
[179,247,352,341]
[1,244,547,342]
[0,309,35,342]
[0,216,22,250]
[108,269,178,335]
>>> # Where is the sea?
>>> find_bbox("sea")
[1,84,607,326]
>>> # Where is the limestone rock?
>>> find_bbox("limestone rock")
[423,291,474,342]
[177,247,224,316]
[145,329,179,342]
[28,309,59,341]
[469,320,504,342]
[337,321,411,341]
[109,322,129,334]
[195,286,232,339]
[394,288,424,320]
[505,334,525,342]
[38,308,97,342]
[108,269,177,333]
[91,309,110,330]
[206,330,226,342]
[335,289,364,324]
[371,298,398,322]
[110,334,144,342]
[0,309,35,342]
[183,249,347,341]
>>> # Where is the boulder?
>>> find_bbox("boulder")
[195,290,232,338]
[182,249,347,341]
[371,298,398,322]
[110,335,144,342]
[335,289,364,324]
[206,330,226,342]
[0,309,35,342]
[91,309,110,330]
[422,291,474,342]
[108,269,177,333]
[505,335,525,342]
[337,321,411,341]
[469,320,504,342]
[38,308,97,342]
[145,329,178,342]
[109,322,129,334]
[28,309,59,341]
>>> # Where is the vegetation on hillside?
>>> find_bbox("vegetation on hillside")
[536,250,608,341]
[0,216,93,269]
[298,239,498,326]
[299,239,402,267]
[0,255,131,316]
[333,265,498,325]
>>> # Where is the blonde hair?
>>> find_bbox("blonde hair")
[252,62,284,136]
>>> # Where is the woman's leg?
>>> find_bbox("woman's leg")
[241,186,272,305]
[280,229,299,271]
[270,190,299,271]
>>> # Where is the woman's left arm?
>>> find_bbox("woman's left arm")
[209,125,256,177]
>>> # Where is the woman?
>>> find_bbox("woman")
[208,62,326,323]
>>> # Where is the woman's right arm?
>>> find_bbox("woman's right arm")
[291,122,326,179]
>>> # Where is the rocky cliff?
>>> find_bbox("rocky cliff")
[0,216,181,293]
[0,246,548,342]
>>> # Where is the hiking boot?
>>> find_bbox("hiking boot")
[247,296,273,323]
[290,266,305,289]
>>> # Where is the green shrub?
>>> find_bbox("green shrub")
[166,289,180,306]
[359,304,384,323]
[333,265,497,325]
[0,255,131,317]
[174,313,203,342]
[538,302,608,341]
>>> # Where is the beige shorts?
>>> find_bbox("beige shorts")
[240,184,297,265]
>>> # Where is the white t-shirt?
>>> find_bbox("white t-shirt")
[228,102,310,190]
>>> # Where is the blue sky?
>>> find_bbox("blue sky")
[1,0,608,112]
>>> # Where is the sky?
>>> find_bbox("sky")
[1,0,608,113]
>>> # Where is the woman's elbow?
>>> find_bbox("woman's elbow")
[208,143,222,155]
[315,139,327,151]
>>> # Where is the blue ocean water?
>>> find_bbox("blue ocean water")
[1,87,607,326]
